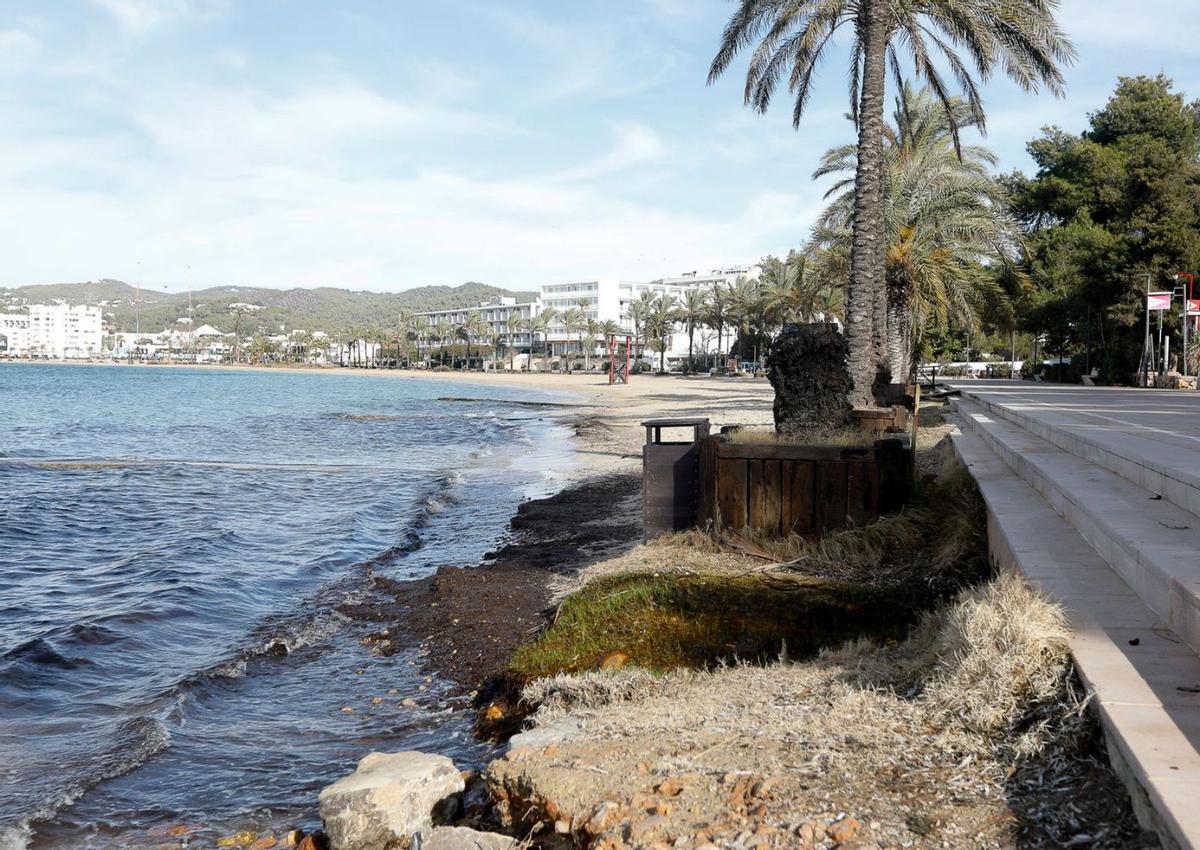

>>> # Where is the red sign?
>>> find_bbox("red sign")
[1148,292,1172,311]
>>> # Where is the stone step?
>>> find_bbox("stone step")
[955,386,1200,521]
[950,423,1200,850]
[953,397,1200,658]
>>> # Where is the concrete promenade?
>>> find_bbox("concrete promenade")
[947,380,1200,849]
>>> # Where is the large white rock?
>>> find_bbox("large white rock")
[319,751,465,850]
[424,827,519,850]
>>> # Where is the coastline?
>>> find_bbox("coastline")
[335,371,778,700]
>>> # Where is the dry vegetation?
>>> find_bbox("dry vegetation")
[490,574,1153,849]
[484,446,1155,849]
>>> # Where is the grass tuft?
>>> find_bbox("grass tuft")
[509,572,924,682]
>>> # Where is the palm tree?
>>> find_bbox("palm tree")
[457,311,488,370]
[582,319,601,371]
[709,0,1073,407]
[807,83,1019,380]
[705,284,730,370]
[560,307,585,373]
[531,307,558,371]
[726,276,772,368]
[433,320,453,367]
[597,319,622,369]
[403,314,425,367]
[507,315,529,371]
[646,294,681,374]
[625,290,658,367]
[679,289,710,373]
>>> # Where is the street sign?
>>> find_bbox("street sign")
[1148,291,1173,311]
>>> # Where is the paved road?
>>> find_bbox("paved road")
[945,380,1200,506]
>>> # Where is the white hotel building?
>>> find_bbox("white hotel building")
[0,304,104,359]
[414,267,754,367]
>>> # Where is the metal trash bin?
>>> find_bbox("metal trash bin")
[641,418,711,541]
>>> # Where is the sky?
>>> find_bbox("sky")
[0,0,1198,293]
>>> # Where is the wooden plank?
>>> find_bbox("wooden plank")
[717,457,748,530]
[877,441,910,513]
[781,460,814,535]
[698,436,719,529]
[715,442,871,462]
[846,461,880,526]
[749,459,783,533]
[814,460,848,530]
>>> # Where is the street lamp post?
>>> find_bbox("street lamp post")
[1176,273,1195,379]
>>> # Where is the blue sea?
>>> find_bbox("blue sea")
[0,363,575,849]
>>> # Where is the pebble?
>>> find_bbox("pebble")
[370,696,383,705]
[387,688,399,695]
[216,831,257,848]
[340,706,354,714]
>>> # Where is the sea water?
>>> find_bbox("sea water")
[0,363,575,849]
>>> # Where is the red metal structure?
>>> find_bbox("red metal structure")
[608,334,632,384]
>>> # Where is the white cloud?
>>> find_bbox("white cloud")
[88,0,226,34]
[0,27,39,61]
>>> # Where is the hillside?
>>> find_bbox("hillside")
[0,280,537,334]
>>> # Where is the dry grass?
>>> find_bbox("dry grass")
[493,573,1145,848]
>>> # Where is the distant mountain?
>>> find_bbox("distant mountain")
[0,280,537,334]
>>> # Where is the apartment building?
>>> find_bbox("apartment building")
[4,304,104,358]
[413,296,539,355]
[0,313,30,355]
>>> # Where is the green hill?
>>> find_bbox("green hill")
[0,280,537,334]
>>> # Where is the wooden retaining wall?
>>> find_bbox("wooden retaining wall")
[698,436,910,534]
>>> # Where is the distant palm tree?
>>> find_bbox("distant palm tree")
[646,294,681,374]
[459,311,489,370]
[709,0,1074,405]
[679,289,709,373]
[560,307,585,373]
[626,290,657,366]
[705,284,730,369]
[507,315,530,371]
[531,307,558,371]
[727,277,769,368]
[433,320,453,367]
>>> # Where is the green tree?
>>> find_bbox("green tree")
[531,307,558,371]
[560,307,585,373]
[709,0,1073,405]
[1005,75,1200,381]
[507,314,529,370]
[433,320,453,367]
[646,294,681,373]
[705,284,731,368]
[807,84,1020,380]
[679,288,710,373]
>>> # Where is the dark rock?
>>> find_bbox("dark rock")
[767,323,852,435]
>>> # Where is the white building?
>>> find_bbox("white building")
[413,296,540,364]
[412,268,756,369]
[25,304,104,359]
[0,313,30,356]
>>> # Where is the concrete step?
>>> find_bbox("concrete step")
[953,397,1200,658]
[955,386,1200,520]
[950,423,1200,850]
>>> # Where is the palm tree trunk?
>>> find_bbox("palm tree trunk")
[688,326,694,373]
[846,0,889,408]
[887,284,913,383]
